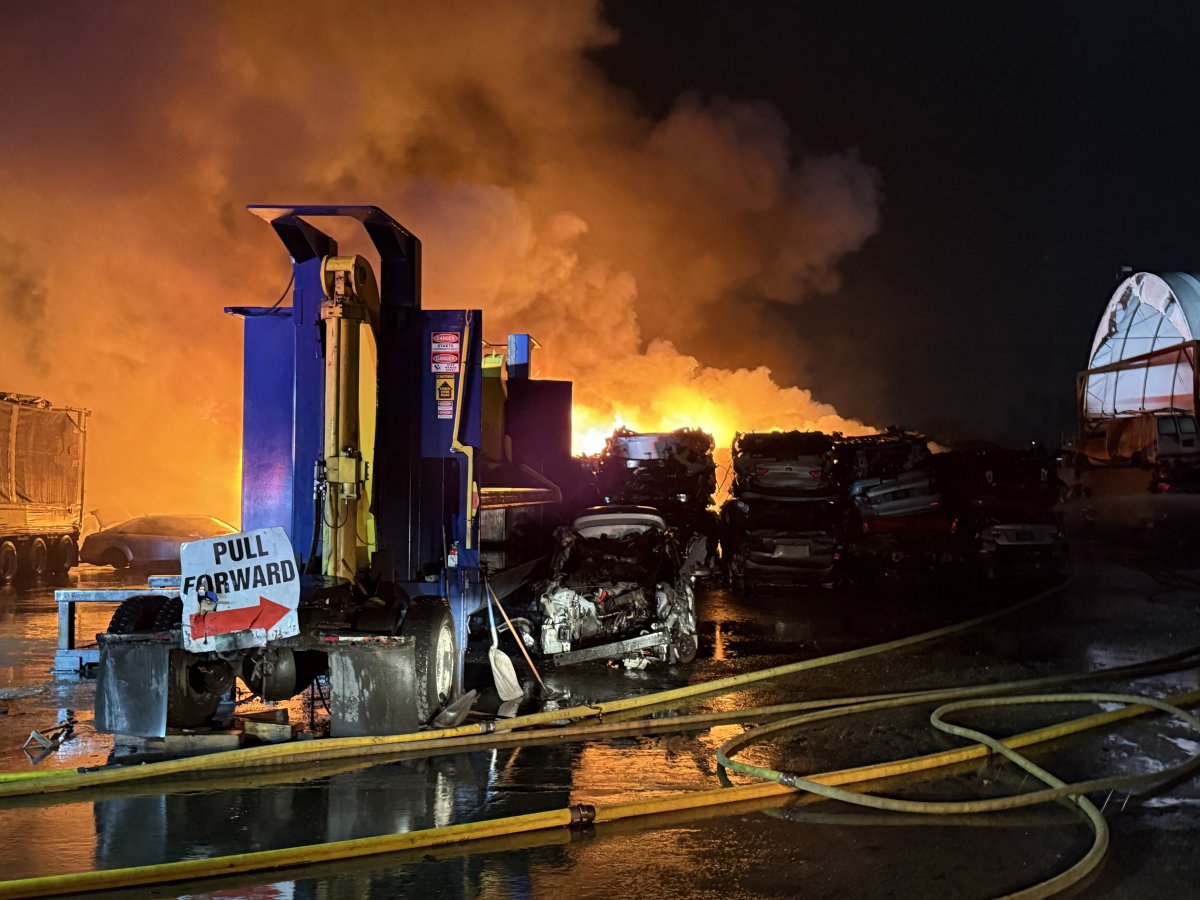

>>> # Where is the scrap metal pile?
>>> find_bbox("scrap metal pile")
[839,435,1065,584]
[595,427,718,566]
[720,431,839,590]
[718,429,1066,589]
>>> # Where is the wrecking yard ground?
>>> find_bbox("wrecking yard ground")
[1,493,1199,899]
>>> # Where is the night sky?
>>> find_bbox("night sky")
[596,0,1200,446]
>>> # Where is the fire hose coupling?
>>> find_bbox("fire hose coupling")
[568,803,597,827]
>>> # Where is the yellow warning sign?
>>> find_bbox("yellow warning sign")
[435,377,455,402]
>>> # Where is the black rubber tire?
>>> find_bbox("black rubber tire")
[167,650,230,729]
[0,541,18,584]
[153,596,183,631]
[670,632,699,664]
[402,597,457,724]
[50,536,78,575]
[27,538,49,579]
[102,548,130,570]
[106,595,167,634]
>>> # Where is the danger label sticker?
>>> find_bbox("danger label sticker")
[430,330,462,373]
[179,526,300,652]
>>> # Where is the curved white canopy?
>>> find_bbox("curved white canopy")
[1084,272,1200,418]
[1089,272,1200,368]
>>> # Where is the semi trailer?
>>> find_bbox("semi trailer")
[88,205,575,739]
[0,392,87,583]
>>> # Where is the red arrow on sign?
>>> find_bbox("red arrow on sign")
[189,597,291,639]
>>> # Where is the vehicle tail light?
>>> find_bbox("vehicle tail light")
[809,470,823,479]
[861,520,871,534]
[756,466,770,476]
[950,517,958,535]
[596,590,608,604]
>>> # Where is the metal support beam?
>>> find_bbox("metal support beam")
[548,631,669,667]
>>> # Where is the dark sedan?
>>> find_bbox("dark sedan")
[80,515,237,569]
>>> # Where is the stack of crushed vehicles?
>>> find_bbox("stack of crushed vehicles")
[720,429,1065,590]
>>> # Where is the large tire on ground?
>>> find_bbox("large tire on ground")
[167,650,232,729]
[102,548,129,570]
[402,597,456,725]
[106,595,168,634]
[0,541,18,584]
[50,536,78,576]
[27,538,49,579]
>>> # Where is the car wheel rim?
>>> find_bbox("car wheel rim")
[434,621,455,702]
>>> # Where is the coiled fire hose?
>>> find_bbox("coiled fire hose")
[1,576,1198,898]
[717,691,1200,899]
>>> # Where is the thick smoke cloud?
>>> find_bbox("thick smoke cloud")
[0,0,880,523]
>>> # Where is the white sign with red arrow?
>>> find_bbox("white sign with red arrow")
[179,526,301,652]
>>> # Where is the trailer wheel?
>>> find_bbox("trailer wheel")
[107,595,166,634]
[27,538,49,579]
[0,541,17,584]
[50,536,78,575]
[403,598,456,724]
[167,650,232,729]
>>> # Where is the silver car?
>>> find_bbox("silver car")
[80,515,237,569]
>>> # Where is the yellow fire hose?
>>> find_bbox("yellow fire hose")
[1,687,1194,900]
[716,690,1200,900]
[3,633,1196,806]
[0,578,1070,796]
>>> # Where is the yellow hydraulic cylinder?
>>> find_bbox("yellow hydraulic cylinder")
[319,256,380,578]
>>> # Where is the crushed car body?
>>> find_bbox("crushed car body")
[840,436,1065,582]
[596,427,718,572]
[534,506,698,667]
[722,431,839,588]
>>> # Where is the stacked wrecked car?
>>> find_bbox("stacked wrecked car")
[720,431,840,589]
[526,428,714,667]
[595,427,718,571]
[839,434,1066,582]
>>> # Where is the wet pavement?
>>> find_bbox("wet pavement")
[2,494,1200,898]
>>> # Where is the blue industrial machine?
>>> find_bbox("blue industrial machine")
[91,206,574,738]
